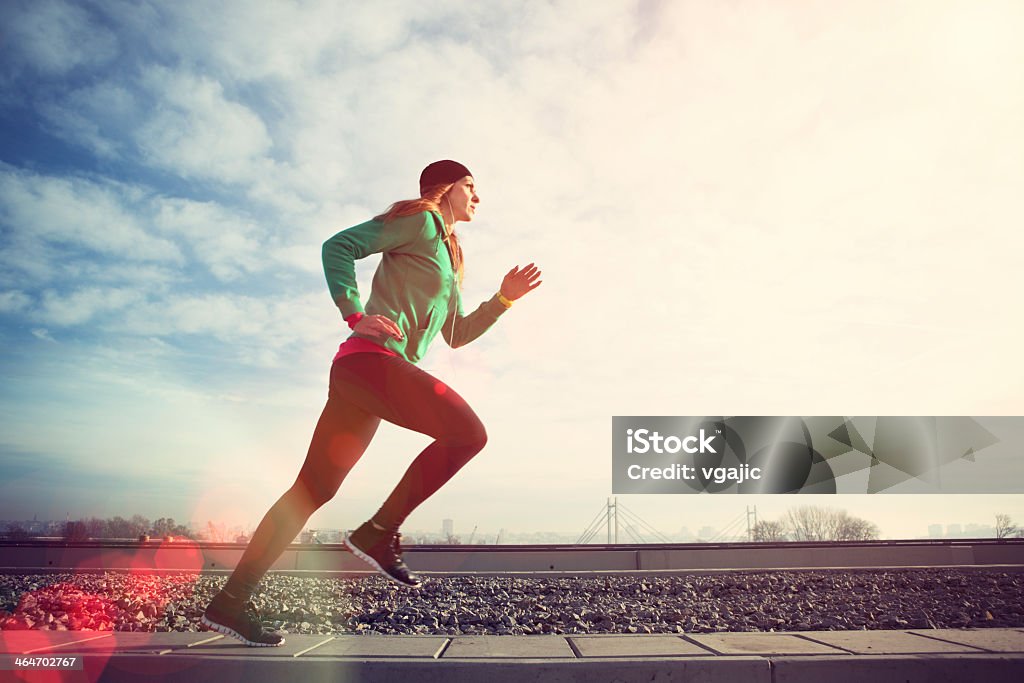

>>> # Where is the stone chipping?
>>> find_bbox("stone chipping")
[1,569,1022,636]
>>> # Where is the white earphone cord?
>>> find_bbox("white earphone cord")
[445,194,457,381]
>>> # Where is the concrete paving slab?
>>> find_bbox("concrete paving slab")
[0,630,113,654]
[800,629,985,654]
[772,654,1024,683]
[310,635,448,658]
[97,655,216,679]
[173,633,327,657]
[87,650,213,681]
[442,635,575,658]
[20,632,212,653]
[569,634,714,657]
[688,632,849,655]
[910,628,1024,653]
[181,634,227,648]
[86,655,775,683]
[5,629,1024,683]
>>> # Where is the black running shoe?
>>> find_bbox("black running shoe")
[344,521,423,588]
[200,592,285,647]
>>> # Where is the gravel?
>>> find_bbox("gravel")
[1,569,1022,636]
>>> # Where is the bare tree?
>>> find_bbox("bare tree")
[786,506,879,541]
[147,517,193,539]
[3,523,30,542]
[107,516,134,539]
[751,520,788,542]
[831,512,880,541]
[63,520,90,541]
[786,506,831,541]
[129,515,151,538]
[996,514,1020,539]
[84,517,107,539]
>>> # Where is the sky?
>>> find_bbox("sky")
[1,0,1023,541]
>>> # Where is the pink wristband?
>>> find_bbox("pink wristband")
[345,312,365,330]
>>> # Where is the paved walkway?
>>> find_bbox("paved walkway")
[2,628,1023,682]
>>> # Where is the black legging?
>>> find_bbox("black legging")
[222,351,488,599]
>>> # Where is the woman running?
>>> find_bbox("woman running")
[201,160,542,646]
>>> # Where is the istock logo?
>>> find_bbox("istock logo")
[626,428,717,454]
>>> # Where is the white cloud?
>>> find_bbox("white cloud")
[0,290,32,313]
[146,0,420,80]
[71,262,178,289]
[108,291,337,360]
[0,166,184,265]
[37,287,143,326]
[36,105,119,159]
[153,198,268,281]
[114,293,268,339]
[135,67,276,186]
[30,328,56,343]
[37,82,140,159]
[1,0,118,77]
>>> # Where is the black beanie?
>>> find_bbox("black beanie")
[419,160,472,196]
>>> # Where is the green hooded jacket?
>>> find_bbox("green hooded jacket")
[322,210,508,364]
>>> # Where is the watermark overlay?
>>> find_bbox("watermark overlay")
[1,655,84,670]
[612,417,1024,494]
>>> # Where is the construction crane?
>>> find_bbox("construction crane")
[467,525,477,544]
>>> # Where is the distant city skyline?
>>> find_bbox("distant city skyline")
[3,498,1021,543]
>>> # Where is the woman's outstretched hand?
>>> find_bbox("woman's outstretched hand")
[354,314,404,341]
[500,263,543,301]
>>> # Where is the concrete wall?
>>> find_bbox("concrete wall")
[636,544,982,570]
[1,541,1022,573]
